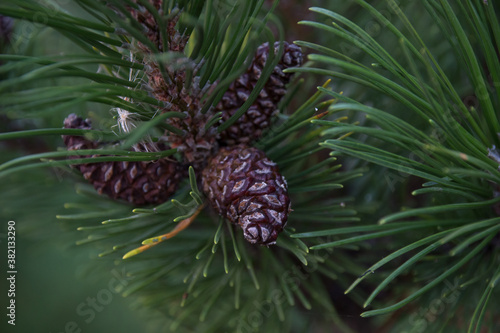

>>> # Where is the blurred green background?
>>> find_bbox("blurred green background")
[0,171,153,333]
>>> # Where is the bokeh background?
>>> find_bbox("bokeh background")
[0,170,154,332]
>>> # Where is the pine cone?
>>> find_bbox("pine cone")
[217,41,303,146]
[63,114,182,206]
[127,0,191,103]
[127,0,188,53]
[201,144,291,245]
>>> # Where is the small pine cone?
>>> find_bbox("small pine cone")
[217,41,303,145]
[202,144,291,245]
[127,1,188,53]
[63,114,182,206]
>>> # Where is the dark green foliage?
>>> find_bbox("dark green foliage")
[294,0,500,331]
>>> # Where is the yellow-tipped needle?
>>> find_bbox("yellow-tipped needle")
[122,204,205,259]
[122,243,156,260]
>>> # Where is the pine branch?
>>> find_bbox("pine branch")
[296,0,500,330]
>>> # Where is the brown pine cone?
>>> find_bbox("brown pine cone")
[217,41,303,146]
[201,144,291,245]
[63,114,182,206]
[127,0,188,53]
[127,0,191,103]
